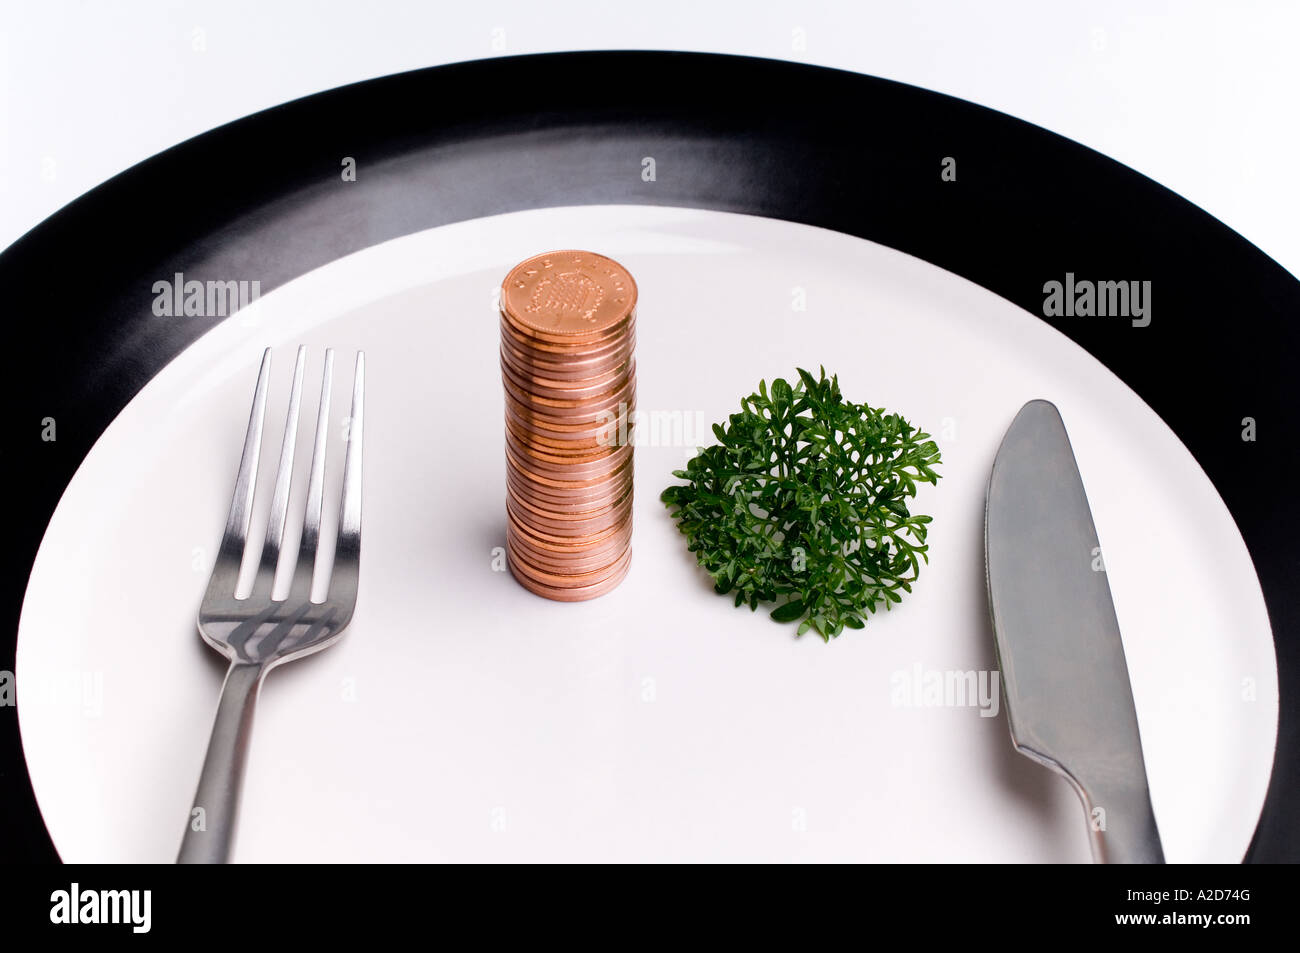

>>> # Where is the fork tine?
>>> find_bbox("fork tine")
[326,352,364,609]
[287,349,334,604]
[204,348,272,601]
[250,345,307,599]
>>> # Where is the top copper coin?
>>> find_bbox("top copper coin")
[501,250,637,339]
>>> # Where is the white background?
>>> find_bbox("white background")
[1,0,1298,279]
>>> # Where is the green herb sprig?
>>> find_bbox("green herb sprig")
[660,367,941,641]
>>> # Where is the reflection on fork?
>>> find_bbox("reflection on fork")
[177,346,364,864]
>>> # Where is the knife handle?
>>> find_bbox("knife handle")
[1076,780,1165,864]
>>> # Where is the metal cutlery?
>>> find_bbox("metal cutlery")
[984,399,1163,863]
[178,346,364,864]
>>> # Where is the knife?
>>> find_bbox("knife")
[985,399,1164,863]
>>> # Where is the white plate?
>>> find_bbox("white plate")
[17,205,1278,862]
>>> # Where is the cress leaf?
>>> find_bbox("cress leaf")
[661,367,941,640]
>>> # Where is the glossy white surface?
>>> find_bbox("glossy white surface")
[17,205,1277,862]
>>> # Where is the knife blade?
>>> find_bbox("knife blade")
[985,399,1164,863]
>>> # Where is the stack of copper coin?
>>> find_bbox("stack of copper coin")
[500,250,636,601]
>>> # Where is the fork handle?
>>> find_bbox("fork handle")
[177,662,265,863]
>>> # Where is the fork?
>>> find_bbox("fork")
[177,345,364,864]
